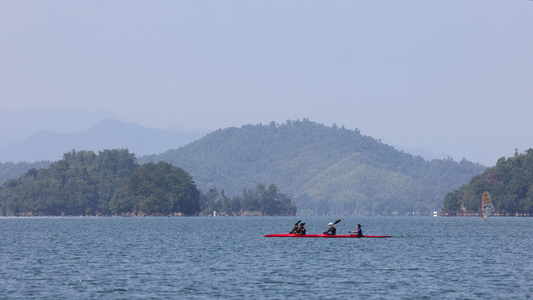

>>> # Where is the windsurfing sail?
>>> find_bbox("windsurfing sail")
[481,191,494,221]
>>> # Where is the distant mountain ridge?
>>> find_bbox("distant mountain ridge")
[0,119,209,162]
[141,119,487,215]
[0,107,118,148]
[395,146,450,161]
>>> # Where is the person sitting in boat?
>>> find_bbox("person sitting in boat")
[289,220,301,234]
[349,224,363,236]
[323,222,336,235]
[296,223,306,235]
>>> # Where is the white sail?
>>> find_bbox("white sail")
[482,191,494,221]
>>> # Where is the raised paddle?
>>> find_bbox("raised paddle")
[322,219,340,235]
[289,220,301,234]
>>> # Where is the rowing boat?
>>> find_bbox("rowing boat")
[264,234,391,238]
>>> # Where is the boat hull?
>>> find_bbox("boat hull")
[264,234,391,238]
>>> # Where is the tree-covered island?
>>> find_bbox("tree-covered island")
[0,149,296,216]
[443,148,533,216]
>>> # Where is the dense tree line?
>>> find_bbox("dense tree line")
[0,149,296,217]
[199,183,297,216]
[443,149,533,216]
[0,149,200,216]
[110,161,200,216]
[141,119,487,215]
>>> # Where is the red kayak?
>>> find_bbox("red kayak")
[264,234,391,238]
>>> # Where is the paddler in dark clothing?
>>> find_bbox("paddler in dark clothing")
[296,223,306,235]
[289,220,301,234]
[349,224,363,236]
[323,222,336,235]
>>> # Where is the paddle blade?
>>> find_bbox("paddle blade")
[334,219,341,225]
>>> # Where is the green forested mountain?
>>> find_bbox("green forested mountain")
[443,149,533,216]
[0,149,200,216]
[141,119,487,215]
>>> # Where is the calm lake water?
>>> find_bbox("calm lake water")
[1,216,532,299]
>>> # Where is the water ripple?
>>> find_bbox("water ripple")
[0,216,532,299]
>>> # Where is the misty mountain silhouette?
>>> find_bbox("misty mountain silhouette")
[0,119,208,162]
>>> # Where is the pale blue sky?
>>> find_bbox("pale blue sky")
[1,1,532,166]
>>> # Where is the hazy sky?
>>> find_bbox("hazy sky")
[1,1,532,166]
